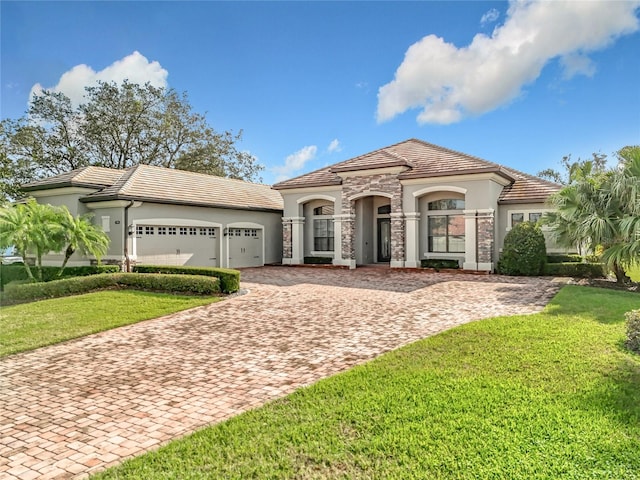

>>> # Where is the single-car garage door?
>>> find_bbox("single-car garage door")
[228,228,263,268]
[135,225,219,267]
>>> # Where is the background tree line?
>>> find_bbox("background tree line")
[0,81,263,203]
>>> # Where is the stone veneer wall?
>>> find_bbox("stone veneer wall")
[477,213,494,264]
[340,173,404,263]
[282,220,292,259]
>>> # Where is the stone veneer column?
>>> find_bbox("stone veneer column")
[339,214,356,269]
[281,218,293,264]
[404,212,420,268]
[390,212,405,268]
[463,209,494,271]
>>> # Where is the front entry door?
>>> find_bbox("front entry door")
[377,218,391,262]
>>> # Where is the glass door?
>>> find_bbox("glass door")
[377,218,391,262]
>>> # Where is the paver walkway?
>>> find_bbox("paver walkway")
[0,267,563,479]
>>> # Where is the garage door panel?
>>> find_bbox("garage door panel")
[136,225,219,267]
[228,228,263,268]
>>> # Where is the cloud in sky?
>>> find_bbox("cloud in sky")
[29,51,168,106]
[327,139,341,153]
[377,0,640,125]
[273,145,318,182]
[480,8,500,26]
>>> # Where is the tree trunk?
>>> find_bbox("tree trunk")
[58,245,75,277]
[613,262,631,284]
[18,249,35,281]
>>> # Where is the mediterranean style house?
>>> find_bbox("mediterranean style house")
[22,164,283,269]
[273,138,563,271]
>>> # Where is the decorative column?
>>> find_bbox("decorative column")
[290,216,305,265]
[282,218,293,264]
[404,212,420,268]
[390,212,405,268]
[331,214,344,267]
[463,209,494,271]
[339,214,356,269]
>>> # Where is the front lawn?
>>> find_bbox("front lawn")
[0,290,219,357]
[97,286,640,479]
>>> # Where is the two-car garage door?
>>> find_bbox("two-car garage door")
[134,225,263,268]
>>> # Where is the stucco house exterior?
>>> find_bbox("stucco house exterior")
[273,138,563,271]
[22,164,283,269]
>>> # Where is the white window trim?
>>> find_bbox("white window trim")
[506,209,552,231]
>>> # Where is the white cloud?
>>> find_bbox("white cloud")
[327,139,341,153]
[273,145,318,182]
[480,8,500,26]
[29,51,168,106]
[377,0,640,125]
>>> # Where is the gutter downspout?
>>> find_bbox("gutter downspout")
[123,201,135,272]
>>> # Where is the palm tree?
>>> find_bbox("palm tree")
[27,200,64,280]
[0,201,36,280]
[56,206,110,276]
[545,148,640,284]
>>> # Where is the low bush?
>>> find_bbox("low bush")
[626,310,640,354]
[304,256,333,265]
[133,265,239,293]
[421,259,460,270]
[0,264,120,290]
[2,273,219,304]
[547,254,582,263]
[498,222,547,276]
[544,262,606,278]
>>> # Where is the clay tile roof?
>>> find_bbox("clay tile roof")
[22,166,125,191]
[80,164,283,212]
[273,138,560,203]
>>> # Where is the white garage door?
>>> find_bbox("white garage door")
[135,225,219,267]
[228,228,263,268]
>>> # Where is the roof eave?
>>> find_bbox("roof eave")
[80,194,283,213]
[21,181,110,192]
[498,197,551,205]
[272,179,343,190]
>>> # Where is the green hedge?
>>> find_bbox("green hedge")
[2,273,220,304]
[421,259,460,269]
[547,254,582,263]
[304,256,333,265]
[0,264,120,290]
[133,265,240,293]
[544,262,606,278]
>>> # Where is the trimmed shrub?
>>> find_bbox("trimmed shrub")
[547,254,582,263]
[2,273,219,304]
[497,222,547,276]
[304,256,333,265]
[421,259,460,270]
[0,264,120,290]
[626,310,640,354]
[133,265,240,293]
[544,262,606,278]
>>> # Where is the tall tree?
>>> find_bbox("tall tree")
[0,81,263,203]
[544,146,640,284]
[538,152,608,185]
[56,207,110,276]
[0,201,37,280]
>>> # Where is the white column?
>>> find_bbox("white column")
[463,209,478,270]
[404,212,420,268]
[290,216,305,265]
[332,214,343,267]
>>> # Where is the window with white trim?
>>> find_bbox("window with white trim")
[168,227,176,235]
[145,226,154,235]
[179,227,188,235]
[158,227,167,235]
[426,199,465,253]
[136,225,143,236]
[312,204,334,252]
[511,213,525,227]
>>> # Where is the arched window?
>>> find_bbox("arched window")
[427,199,465,253]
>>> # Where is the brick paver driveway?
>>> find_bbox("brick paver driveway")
[0,267,562,479]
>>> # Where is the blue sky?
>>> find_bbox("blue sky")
[2,1,639,184]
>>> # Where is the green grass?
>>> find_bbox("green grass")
[96,286,640,480]
[0,290,218,357]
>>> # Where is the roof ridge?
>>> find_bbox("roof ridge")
[407,138,502,170]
